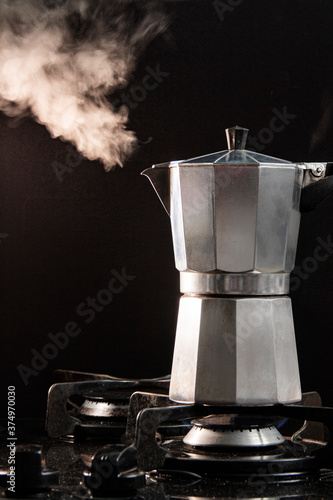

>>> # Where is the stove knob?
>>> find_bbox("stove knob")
[0,445,59,497]
[83,445,145,498]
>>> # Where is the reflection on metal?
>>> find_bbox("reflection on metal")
[180,271,289,295]
[184,419,285,448]
[169,295,301,405]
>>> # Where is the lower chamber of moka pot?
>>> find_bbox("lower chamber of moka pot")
[169,295,302,405]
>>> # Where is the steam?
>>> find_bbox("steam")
[0,0,167,169]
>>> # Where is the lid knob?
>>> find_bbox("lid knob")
[225,126,249,150]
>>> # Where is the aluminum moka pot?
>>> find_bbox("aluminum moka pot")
[142,126,328,405]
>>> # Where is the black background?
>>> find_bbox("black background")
[1,0,333,418]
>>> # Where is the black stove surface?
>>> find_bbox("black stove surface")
[1,418,333,500]
[1,377,333,500]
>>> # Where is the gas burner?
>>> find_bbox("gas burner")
[66,391,131,439]
[77,393,129,418]
[183,414,285,448]
[126,391,333,483]
[46,370,170,440]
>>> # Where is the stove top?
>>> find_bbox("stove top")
[1,371,333,499]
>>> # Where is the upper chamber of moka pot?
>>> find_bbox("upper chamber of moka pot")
[171,127,303,279]
[144,126,316,297]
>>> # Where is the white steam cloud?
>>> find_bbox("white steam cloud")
[0,0,167,169]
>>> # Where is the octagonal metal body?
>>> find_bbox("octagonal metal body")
[169,155,304,273]
[169,295,302,405]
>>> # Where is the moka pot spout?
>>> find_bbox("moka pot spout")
[141,162,172,216]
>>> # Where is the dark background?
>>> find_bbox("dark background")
[1,0,333,418]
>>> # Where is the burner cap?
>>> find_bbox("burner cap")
[79,394,129,418]
[183,415,285,448]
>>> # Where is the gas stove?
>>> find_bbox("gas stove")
[1,369,333,499]
[1,127,333,498]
